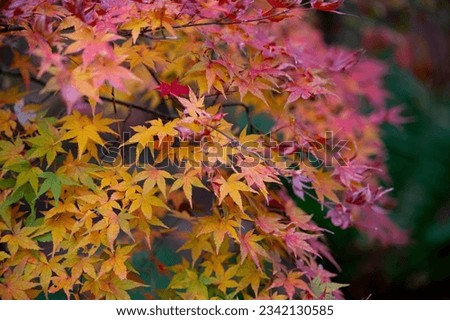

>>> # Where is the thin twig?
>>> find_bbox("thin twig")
[0,69,46,87]
[171,9,292,29]
[101,96,177,120]
[0,69,177,119]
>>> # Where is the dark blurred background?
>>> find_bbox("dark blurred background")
[315,0,450,299]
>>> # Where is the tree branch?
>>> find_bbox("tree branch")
[170,9,292,29]
[100,96,177,120]
[0,69,178,120]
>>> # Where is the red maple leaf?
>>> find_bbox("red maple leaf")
[311,0,345,13]
[267,0,302,8]
[157,79,189,97]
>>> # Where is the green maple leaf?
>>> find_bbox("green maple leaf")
[37,172,78,203]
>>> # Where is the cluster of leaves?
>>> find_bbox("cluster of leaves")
[0,0,407,299]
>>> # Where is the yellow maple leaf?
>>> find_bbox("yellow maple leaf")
[0,108,17,138]
[128,188,167,220]
[98,245,135,280]
[169,268,209,300]
[308,170,343,204]
[197,213,240,253]
[126,119,179,159]
[134,166,173,198]
[177,233,214,265]
[61,111,118,159]
[0,268,39,299]
[0,222,40,256]
[236,259,267,296]
[211,264,239,294]
[169,168,208,207]
[217,173,257,211]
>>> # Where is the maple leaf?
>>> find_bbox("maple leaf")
[177,89,206,117]
[177,234,214,265]
[216,173,257,211]
[282,228,318,257]
[169,169,209,207]
[14,163,43,194]
[0,138,24,167]
[178,233,214,265]
[57,152,100,190]
[310,276,348,299]
[231,75,272,106]
[38,254,66,297]
[0,268,39,299]
[239,160,280,201]
[285,201,324,232]
[185,60,229,96]
[26,121,66,168]
[236,259,267,296]
[0,108,17,138]
[128,188,167,220]
[311,0,345,13]
[10,49,36,89]
[332,162,369,187]
[200,244,233,277]
[126,119,179,157]
[255,213,286,235]
[327,48,364,72]
[61,111,118,159]
[125,125,155,158]
[43,201,78,255]
[65,26,121,67]
[267,0,302,9]
[0,86,25,108]
[117,41,168,70]
[37,171,77,203]
[81,273,145,299]
[105,277,147,299]
[211,264,239,294]
[134,167,173,198]
[270,271,311,299]
[48,273,77,299]
[326,203,352,229]
[120,18,151,44]
[0,222,40,256]
[292,173,311,201]
[88,57,142,93]
[285,72,330,105]
[157,79,189,97]
[169,268,209,299]
[307,170,343,204]
[238,230,270,270]
[197,213,240,253]
[98,245,135,280]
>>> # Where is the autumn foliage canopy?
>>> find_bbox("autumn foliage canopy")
[0,0,407,299]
